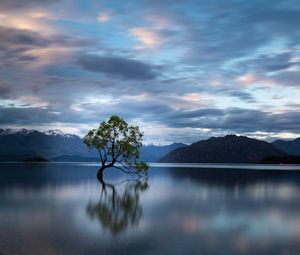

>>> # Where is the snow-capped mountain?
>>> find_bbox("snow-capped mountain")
[0,128,38,136]
[0,128,94,161]
[0,128,77,138]
[0,128,17,135]
[43,129,77,138]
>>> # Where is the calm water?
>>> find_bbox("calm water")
[1,163,300,255]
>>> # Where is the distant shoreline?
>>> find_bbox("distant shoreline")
[1,162,300,170]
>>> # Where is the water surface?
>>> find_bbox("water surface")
[1,163,300,255]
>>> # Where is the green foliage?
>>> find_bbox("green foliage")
[84,115,149,176]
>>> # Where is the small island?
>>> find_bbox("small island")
[23,156,49,162]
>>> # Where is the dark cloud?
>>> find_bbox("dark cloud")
[0,26,96,69]
[78,55,160,80]
[0,106,98,125]
[215,88,256,103]
[0,82,13,98]
[0,26,96,50]
[0,26,50,47]
[265,62,297,72]
[0,27,47,67]
[251,8,300,35]
[172,108,225,119]
[160,107,300,134]
[0,0,60,10]
[272,71,300,87]
[234,52,299,74]
[0,107,59,125]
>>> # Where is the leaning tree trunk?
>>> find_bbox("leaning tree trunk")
[97,166,105,181]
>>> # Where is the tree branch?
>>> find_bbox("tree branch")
[115,146,124,161]
[113,166,140,175]
[116,160,131,170]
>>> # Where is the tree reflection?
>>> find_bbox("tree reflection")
[86,176,149,235]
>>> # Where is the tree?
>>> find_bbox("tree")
[83,115,149,179]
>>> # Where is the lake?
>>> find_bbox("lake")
[1,163,300,255]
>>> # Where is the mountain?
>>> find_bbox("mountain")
[272,138,300,156]
[0,128,95,161]
[139,143,186,162]
[0,128,184,162]
[159,135,286,163]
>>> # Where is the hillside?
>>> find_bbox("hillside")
[159,135,286,163]
[272,138,300,156]
[0,128,92,161]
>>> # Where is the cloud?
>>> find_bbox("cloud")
[237,74,257,85]
[234,52,299,74]
[0,26,50,46]
[0,81,13,98]
[130,27,166,49]
[0,26,96,68]
[265,62,299,72]
[251,8,300,36]
[159,107,300,134]
[0,26,45,67]
[271,71,300,87]
[0,0,60,11]
[78,55,160,80]
[97,11,111,22]
[0,107,59,125]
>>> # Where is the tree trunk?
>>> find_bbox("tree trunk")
[97,166,105,181]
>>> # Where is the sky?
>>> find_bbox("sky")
[0,0,300,144]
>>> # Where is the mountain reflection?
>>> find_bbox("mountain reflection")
[86,177,149,235]
[169,167,300,188]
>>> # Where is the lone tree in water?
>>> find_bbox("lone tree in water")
[83,115,149,179]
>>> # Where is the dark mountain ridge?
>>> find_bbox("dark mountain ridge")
[159,135,286,163]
